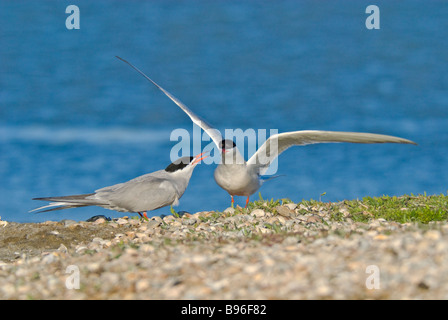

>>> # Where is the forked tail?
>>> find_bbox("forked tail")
[30,193,104,213]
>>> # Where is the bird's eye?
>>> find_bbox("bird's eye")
[220,139,235,150]
[219,140,227,149]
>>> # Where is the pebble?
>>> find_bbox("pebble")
[58,244,68,253]
[75,246,88,254]
[61,220,78,227]
[276,206,294,218]
[115,218,128,225]
[182,218,196,226]
[251,209,266,218]
[306,215,322,224]
[147,219,162,229]
[285,203,297,211]
[224,207,235,214]
[163,215,175,223]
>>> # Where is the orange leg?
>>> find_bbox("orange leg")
[138,212,149,221]
[245,196,250,208]
[231,195,235,208]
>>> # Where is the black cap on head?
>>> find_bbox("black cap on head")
[219,139,236,150]
[165,156,194,172]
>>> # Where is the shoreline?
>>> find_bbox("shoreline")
[1,194,448,299]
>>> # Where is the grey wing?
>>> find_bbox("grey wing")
[94,174,179,212]
[116,56,222,147]
[247,130,417,175]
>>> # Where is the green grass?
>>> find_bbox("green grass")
[342,193,448,224]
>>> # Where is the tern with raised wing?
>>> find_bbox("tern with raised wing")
[117,57,417,208]
[31,153,208,219]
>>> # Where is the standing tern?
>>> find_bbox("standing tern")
[116,57,417,207]
[31,153,208,219]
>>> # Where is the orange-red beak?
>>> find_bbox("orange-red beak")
[192,151,209,165]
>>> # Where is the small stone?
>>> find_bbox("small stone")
[163,215,175,223]
[92,237,104,243]
[58,244,68,253]
[170,221,182,228]
[339,207,350,217]
[128,219,140,226]
[88,242,101,251]
[125,231,136,239]
[102,240,111,248]
[276,206,294,218]
[266,216,279,224]
[144,229,155,236]
[251,209,266,218]
[61,219,78,227]
[152,216,163,222]
[285,203,297,210]
[75,246,88,254]
[182,218,197,225]
[116,218,128,225]
[277,216,287,224]
[136,233,151,242]
[138,224,148,232]
[224,207,235,214]
[147,219,161,229]
[306,215,322,224]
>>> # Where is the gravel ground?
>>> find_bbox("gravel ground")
[1,202,448,299]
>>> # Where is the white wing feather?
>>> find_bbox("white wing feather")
[247,130,416,175]
[116,56,222,148]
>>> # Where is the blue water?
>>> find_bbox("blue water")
[1,1,447,222]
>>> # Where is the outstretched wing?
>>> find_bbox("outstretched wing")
[116,56,222,148]
[247,130,417,175]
